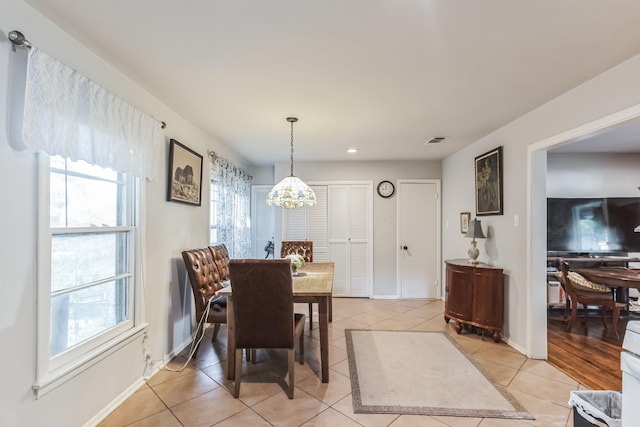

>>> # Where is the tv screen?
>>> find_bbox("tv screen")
[547,197,640,254]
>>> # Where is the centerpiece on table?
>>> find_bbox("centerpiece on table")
[285,253,305,275]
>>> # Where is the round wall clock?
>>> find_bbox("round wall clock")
[377,180,395,198]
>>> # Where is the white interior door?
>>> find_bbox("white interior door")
[251,185,275,258]
[398,180,440,299]
[328,184,371,297]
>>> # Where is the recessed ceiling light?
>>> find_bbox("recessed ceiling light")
[347,148,358,153]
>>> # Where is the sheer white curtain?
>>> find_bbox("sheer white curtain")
[211,155,252,258]
[22,48,163,181]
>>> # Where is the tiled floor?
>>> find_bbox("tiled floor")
[99,298,581,427]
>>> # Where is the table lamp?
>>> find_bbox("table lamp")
[465,218,486,264]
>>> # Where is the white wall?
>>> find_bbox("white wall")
[0,2,249,425]
[548,152,640,198]
[273,160,442,297]
[443,52,640,356]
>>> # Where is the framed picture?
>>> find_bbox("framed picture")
[460,212,471,234]
[474,146,503,216]
[167,139,203,206]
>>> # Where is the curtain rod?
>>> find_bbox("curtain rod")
[8,29,167,130]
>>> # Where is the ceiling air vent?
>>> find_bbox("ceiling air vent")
[425,137,446,144]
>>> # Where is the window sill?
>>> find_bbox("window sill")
[32,323,148,399]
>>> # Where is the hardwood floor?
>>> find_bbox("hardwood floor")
[547,307,639,390]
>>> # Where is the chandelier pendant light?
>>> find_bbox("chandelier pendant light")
[266,117,317,209]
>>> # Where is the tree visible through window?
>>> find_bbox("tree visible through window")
[49,156,135,356]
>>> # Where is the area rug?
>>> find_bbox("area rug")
[345,329,534,419]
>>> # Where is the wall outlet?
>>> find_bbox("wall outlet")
[513,214,519,227]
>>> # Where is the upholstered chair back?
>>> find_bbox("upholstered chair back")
[229,259,295,349]
[182,248,225,315]
[210,244,231,281]
[281,241,313,262]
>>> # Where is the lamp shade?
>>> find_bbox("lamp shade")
[464,219,486,240]
[266,175,317,209]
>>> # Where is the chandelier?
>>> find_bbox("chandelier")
[266,117,317,209]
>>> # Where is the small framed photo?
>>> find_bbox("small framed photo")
[460,212,471,234]
[167,139,203,206]
[475,146,503,216]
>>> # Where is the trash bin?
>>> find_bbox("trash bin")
[568,390,622,427]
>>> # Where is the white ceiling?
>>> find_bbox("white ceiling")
[23,0,640,165]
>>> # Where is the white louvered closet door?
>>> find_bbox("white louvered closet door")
[328,184,371,297]
[282,185,328,261]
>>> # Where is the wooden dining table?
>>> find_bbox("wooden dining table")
[218,261,334,383]
[577,267,640,289]
[577,267,640,308]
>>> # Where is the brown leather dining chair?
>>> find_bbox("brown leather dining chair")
[557,260,621,340]
[281,241,315,328]
[209,244,231,283]
[228,259,305,399]
[181,248,228,355]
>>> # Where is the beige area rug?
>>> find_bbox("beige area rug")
[345,329,534,420]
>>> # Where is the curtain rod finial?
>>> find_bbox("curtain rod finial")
[9,30,32,50]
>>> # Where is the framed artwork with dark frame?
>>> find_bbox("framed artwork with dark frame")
[167,139,203,206]
[460,212,471,234]
[474,146,503,216]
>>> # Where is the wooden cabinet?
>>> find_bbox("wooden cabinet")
[444,259,504,342]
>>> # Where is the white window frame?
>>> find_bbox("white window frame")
[34,154,146,399]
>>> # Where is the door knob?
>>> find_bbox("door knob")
[403,246,408,250]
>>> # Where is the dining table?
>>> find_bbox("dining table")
[577,267,640,308]
[577,267,640,289]
[218,261,334,383]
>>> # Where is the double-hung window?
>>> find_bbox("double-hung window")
[36,155,140,394]
[21,47,158,397]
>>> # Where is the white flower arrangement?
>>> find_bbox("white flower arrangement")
[285,253,305,271]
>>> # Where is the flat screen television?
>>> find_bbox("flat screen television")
[547,197,640,254]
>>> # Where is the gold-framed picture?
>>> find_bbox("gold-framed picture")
[475,146,503,216]
[460,212,471,234]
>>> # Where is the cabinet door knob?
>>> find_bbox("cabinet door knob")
[403,245,408,250]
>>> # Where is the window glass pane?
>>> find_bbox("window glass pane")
[52,232,130,292]
[64,175,120,227]
[50,155,66,170]
[50,156,125,228]
[51,155,117,181]
[50,278,130,356]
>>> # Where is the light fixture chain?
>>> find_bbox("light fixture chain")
[290,120,294,176]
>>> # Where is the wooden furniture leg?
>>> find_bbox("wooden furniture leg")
[226,294,235,380]
[319,296,329,383]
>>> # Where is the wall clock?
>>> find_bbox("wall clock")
[377,180,395,198]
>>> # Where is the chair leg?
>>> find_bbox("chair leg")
[299,334,304,364]
[308,303,313,330]
[600,307,608,329]
[193,323,204,356]
[211,323,221,342]
[611,305,620,340]
[287,348,295,399]
[566,300,578,333]
[234,348,243,398]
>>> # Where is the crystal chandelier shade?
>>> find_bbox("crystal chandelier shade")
[266,117,317,209]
